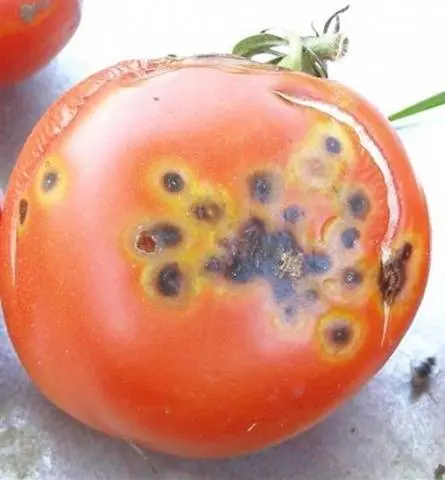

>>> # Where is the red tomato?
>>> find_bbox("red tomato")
[0,55,431,458]
[0,0,81,85]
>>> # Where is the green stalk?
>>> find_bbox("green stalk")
[388,92,445,122]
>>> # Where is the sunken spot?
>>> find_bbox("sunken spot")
[341,227,360,249]
[342,268,363,288]
[156,263,183,297]
[283,205,303,224]
[191,202,223,223]
[42,171,59,192]
[346,191,370,220]
[325,136,342,155]
[135,224,182,254]
[163,172,184,193]
[18,199,28,225]
[248,172,275,204]
[326,319,352,347]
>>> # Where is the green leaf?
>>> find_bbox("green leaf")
[388,91,445,121]
[232,33,288,58]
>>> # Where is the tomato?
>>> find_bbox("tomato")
[0,0,81,85]
[0,54,431,459]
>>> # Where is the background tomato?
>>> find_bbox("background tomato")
[0,55,431,459]
[0,0,81,85]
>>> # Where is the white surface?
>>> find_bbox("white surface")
[1,1,445,479]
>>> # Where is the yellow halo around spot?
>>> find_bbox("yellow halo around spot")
[315,308,366,362]
[34,154,68,205]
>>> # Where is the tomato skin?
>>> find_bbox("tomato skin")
[0,55,431,458]
[0,0,81,85]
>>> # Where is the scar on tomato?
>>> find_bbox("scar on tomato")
[378,242,413,305]
[18,198,29,225]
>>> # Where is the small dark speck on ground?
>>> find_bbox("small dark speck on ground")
[350,426,357,434]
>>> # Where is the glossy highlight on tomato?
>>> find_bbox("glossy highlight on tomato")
[0,54,431,459]
[0,0,81,85]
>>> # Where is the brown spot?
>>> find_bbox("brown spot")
[378,242,413,305]
[18,199,28,225]
[191,202,223,223]
[326,319,352,347]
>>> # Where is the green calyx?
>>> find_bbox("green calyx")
[232,4,445,123]
[231,5,350,78]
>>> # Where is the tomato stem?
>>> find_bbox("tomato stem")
[231,5,350,78]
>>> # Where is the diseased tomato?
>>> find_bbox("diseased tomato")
[0,0,81,85]
[0,55,431,458]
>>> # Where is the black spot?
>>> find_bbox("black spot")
[153,96,160,101]
[42,171,59,192]
[378,242,413,305]
[341,227,360,249]
[328,320,352,346]
[163,172,184,193]
[157,263,183,297]
[249,172,274,204]
[342,268,363,288]
[18,199,28,225]
[325,136,342,154]
[204,257,223,273]
[191,202,223,223]
[209,217,304,304]
[346,191,370,220]
[136,224,182,253]
[283,205,304,224]
[303,252,332,275]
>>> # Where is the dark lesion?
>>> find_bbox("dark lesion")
[135,223,182,254]
[346,190,370,220]
[326,319,353,347]
[340,227,360,249]
[18,199,29,225]
[342,268,363,289]
[248,171,276,204]
[156,262,183,297]
[42,171,59,192]
[378,242,413,305]
[203,216,329,313]
[162,171,185,193]
[190,201,224,223]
